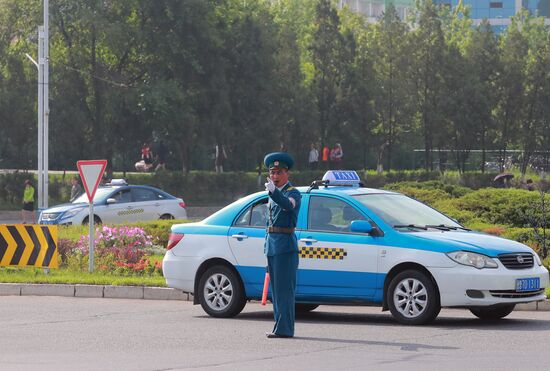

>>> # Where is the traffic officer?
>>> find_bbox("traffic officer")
[263,152,301,338]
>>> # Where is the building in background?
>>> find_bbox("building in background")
[338,0,414,21]
[339,0,550,32]
[434,0,550,31]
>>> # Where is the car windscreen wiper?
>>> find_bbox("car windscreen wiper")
[393,224,428,230]
[426,224,471,231]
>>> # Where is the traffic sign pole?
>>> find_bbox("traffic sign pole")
[89,202,94,272]
[77,160,107,273]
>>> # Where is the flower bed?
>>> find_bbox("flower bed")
[63,225,164,276]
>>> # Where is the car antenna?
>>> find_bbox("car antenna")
[307,179,328,193]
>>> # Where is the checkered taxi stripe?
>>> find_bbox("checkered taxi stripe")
[299,247,347,260]
[117,208,144,216]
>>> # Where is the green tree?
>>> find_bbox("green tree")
[310,0,346,150]
[370,3,410,171]
[408,0,446,170]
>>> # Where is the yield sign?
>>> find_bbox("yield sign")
[77,160,107,203]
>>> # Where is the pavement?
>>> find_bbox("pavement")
[0,282,548,311]
[1,297,549,370]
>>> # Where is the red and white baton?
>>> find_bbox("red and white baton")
[261,272,270,305]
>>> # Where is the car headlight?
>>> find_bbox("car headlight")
[446,251,498,269]
[62,208,84,219]
[534,253,542,266]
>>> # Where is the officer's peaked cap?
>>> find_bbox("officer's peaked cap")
[264,152,294,170]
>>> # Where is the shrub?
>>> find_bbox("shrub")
[76,226,152,266]
[435,189,542,227]
[57,238,77,265]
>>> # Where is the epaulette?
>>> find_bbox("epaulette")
[286,186,295,191]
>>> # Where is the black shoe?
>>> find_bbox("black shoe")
[265,332,292,338]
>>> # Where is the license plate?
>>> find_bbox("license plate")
[515,277,540,292]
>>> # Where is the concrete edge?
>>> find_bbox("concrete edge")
[0,283,548,310]
[0,283,191,301]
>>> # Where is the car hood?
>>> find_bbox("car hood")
[42,203,88,214]
[403,230,533,257]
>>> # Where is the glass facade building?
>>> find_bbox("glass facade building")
[339,0,415,21]
[433,0,550,31]
[339,0,550,31]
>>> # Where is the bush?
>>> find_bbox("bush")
[0,170,505,209]
[435,189,542,227]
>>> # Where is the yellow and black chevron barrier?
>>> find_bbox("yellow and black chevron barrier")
[299,246,347,260]
[0,225,58,268]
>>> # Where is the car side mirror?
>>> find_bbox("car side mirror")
[350,220,373,234]
[106,198,117,205]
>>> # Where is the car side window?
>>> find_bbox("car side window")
[132,188,157,202]
[250,202,268,227]
[234,199,268,227]
[308,196,366,232]
[112,189,132,204]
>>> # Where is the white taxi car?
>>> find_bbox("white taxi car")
[162,171,548,325]
[39,180,187,225]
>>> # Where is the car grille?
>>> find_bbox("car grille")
[498,253,534,269]
[489,289,544,299]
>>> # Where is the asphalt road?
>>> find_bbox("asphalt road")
[0,297,549,371]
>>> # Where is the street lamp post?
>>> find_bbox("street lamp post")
[25,1,49,213]
[43,0,49,209]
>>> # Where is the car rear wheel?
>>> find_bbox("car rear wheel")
[82,215,102,226]
[387,269,441,325]
[198,265,246,318]
[470,305,515,320]
[296,304,319,313]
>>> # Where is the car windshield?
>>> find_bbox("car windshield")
[72,188,114,204]
[353,194,461,229]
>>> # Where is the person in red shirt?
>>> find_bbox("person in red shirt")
[322,146,330,169]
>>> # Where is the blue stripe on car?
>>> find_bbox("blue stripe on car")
[235,265,385,303]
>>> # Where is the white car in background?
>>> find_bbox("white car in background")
[39,180,187,225]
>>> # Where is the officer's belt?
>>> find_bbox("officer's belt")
[267,226,295,234]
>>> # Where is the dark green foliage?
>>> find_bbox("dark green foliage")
[1,1,550,176]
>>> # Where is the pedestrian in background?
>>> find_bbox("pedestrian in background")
[330,143,343,169]
[308,143,319,170]
[215,144,227,173]
[69,177,83,202]
[322,145,330,169]
[21,179,35,224]
[155,140,168,171]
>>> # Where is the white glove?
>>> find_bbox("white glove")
[265,177,276,193]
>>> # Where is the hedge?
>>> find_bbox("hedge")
[0,169,516,209]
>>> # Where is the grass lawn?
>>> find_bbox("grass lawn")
[0,267,166,287]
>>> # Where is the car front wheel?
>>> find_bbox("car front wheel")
[470,305,515,320]
[198,265,246,318]
[387,269,441,325]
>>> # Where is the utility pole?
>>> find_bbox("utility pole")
[43,0,49,209]
[27,1,49,212]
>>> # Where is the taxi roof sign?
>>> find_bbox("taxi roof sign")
[322,170,362,186]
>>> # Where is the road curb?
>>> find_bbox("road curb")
[0,283,547,310]
[0,283,190,301]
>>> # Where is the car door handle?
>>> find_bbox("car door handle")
[299,238,318,243]
[231,234,249,239]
